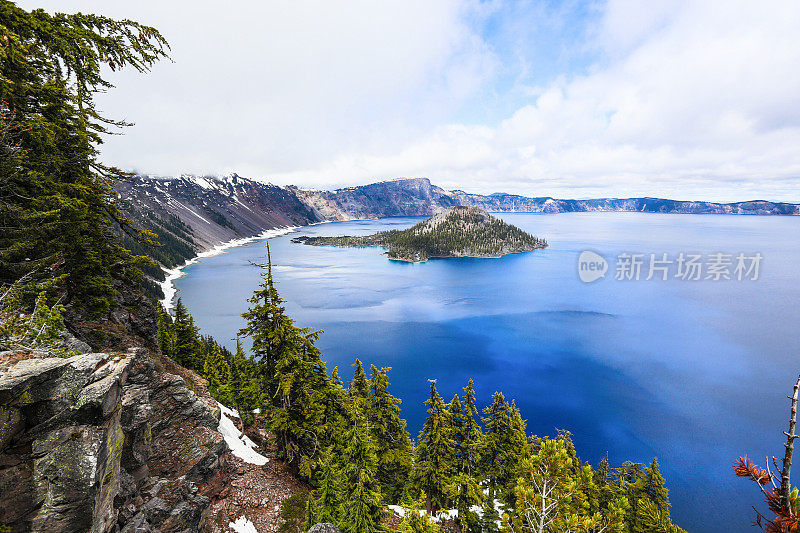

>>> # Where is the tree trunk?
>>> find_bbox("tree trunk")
[780,374,800,513]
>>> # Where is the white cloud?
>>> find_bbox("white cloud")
[17,0,800,201]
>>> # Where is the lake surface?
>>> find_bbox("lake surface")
[173,212,800,532]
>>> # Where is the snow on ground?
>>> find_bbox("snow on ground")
[388,498,503,525]
[159,226,297,310]
[387,505,458,523]
[217,402,268,466]
[229,515,258,533]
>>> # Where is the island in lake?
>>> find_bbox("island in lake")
[292,206,548,262]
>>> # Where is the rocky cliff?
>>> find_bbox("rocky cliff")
[0,346,231,532]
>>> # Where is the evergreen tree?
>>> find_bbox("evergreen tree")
[369,365,413,504]
[413,380,455,513]
[319,366,351,456]
[172,298,201,370]
[350,359,370,400]
[0,3,168,315]
[478,393,528,506]
[239,242,293,403]
[315,451,344,525]
[446,391,484,532]
[398,507,440,533]
[203,342,230,402]
[156,303,176,358]
[458,379,483,477]
[304,494,319,532]
[271,319,329,477]
[227,337,260,428]
[338,404,385,533]
[645,458,670,513]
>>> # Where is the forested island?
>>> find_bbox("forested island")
[292,206,548,262]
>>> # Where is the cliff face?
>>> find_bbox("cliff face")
[0,347,231,533]
[289,177,460,220]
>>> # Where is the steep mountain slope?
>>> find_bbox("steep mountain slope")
[116,174,320,253]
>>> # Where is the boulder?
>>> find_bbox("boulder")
[308,524,342,533]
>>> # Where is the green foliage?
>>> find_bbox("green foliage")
[278,493,309,533]
[0,284,75,355]
[478,393,529,506]
[413,380,455,512]
[203,342,230,400]
[315,451,344,525]
[172,298,202,370]
[239,243,295,402]
[369,365,413,504]
[156,303,176,358]
[150,249,684,533]
[338,404,385,533]
[226,338,261,427]
[350,359,370,400]
[398,507,440,533]
[0,2,169,316]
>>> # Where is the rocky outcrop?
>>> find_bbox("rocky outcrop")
[0,348,231,533]
[307,524,341,533]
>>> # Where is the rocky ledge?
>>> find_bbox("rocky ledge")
[0,348,231,532]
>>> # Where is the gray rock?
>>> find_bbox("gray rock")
[308,524,342,533]
[62,332,92,354]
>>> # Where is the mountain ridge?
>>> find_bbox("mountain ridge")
[115,174,799,298]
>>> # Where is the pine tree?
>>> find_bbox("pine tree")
[338,404,385,533]
[271,322,329,477]
[350,359,370,400]
[413,380,455,513]
[239,242,294,404]
[446,390,484,531]
[0,3,168,316]
[319,366,351,456]
[172,298,201,370]
[304,494,319,532]
[156,303,176,358]
[478,393,528,505]
[645,458,670,513]
[369,365,413,504]
[315,451,343,525]
[398,507,440,533]
[203,342,230,401]
[227,337,260,428]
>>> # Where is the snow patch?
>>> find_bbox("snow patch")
[160,226,297,311]
[217,402,268,465]
[229,515,258,533]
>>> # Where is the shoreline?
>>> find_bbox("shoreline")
[159,226,299,311]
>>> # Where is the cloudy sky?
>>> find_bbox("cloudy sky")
[19,0,800,201]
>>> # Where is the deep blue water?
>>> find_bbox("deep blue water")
[174,213,800,532]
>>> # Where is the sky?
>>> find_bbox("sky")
[18,0,800,201]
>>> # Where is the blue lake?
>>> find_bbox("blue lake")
[173,212,800,532]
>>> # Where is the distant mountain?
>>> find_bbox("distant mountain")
[292,177,800,218]
[115,174,799,285]
[293,205,548,262]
